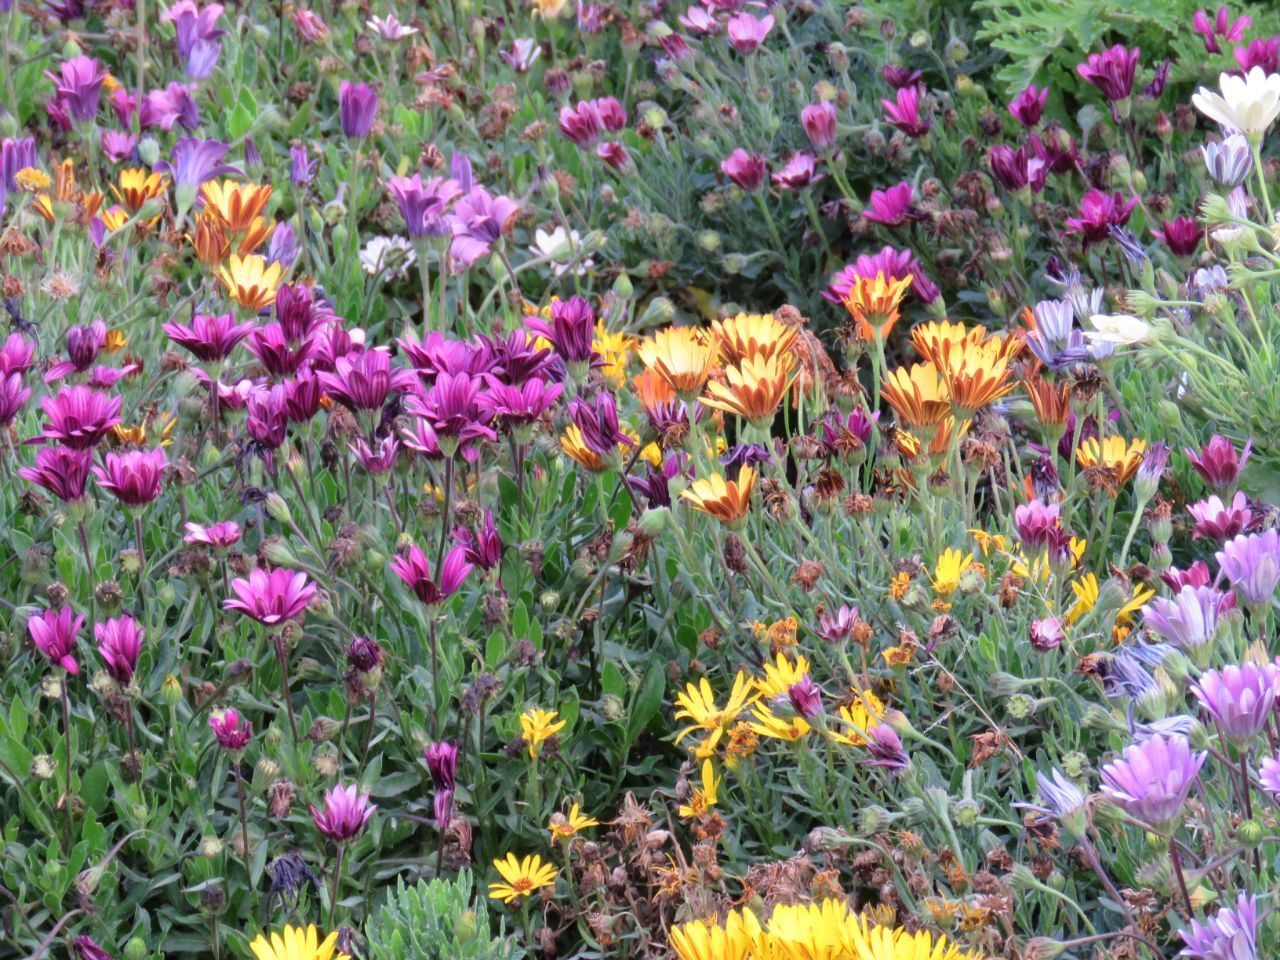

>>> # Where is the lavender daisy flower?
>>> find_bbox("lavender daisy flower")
[1216,529,1280,607]
[1180,893,1258,960]
[386,173,462,239]
[339,81,378,139]
[223,567,317,624]
[1015,768,1088,837]
[1202,134,1253,188]
[318,348,415,412]
[154,137,241,213]
[1190,663,1280,743]
[1099,734,1205,828]
[450,185,520,266]
[1143,585,1231,657]
[45,55,107,122]
[1077,45,1139,103]
[311,783,376,841]
[1189,492,1252,542]
[390,543,472,605]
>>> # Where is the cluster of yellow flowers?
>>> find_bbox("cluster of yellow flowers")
[191,179,284,310]
[670,900,981,960]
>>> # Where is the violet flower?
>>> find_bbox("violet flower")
[19,445,92,501]
[1063,189,1137,246]
[881,64,923,89]
[1194,6,1251,55]
[881,85,931,138]
[725,10,773,53]
[93,448,167,507]
[339,81,378,138]
[141,82,201,131]
[223,567,317,624]
[454,510,503,571]
[1191,663,1280,742]
[0,372,30,427]
[720,148,766,191]
[1202,135,1253,187]
[390,543,472,605]
[771,152,823,189]
[1180,893,1258,960]
[527,294,596,365]
[210,708,252,750]
[184,520,243,548]
[311,783,376,841]
[450,185,520,267]
[1186,435,1251,492]
[500,39,541,72]
[45,55,107,122]
[319,347,414,412]
[1076,45,1139,103]
[424,741,458,827]
[350,435,401,474]
[864,182,924,226]
[1152,217,1203,256]
[800,101,837,150]
[386,173,462,239]
[1189,492,1252,541]
[1008,85,1047,127]
[1235,36,1279,74]
[36,385,123,449]
[96,614,144,684]
[1143,585,1232,655]
[29,607,84,674]
[45,320,107,383]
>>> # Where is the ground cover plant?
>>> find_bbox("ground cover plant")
[8,1,1280,958]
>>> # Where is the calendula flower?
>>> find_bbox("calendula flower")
[488,853,557,903]
[881,363,951,430]
[1076,436,1147,489]
[678,759,721,817]
[748,703,810,741]
[674,670,757,754]
[519,707,566,758]
[842,271,912,341]
[681,467,755,524]
[831,689,886,747]
[669,909,761,960]
[710,312,798,365]
[216,254,284,311]
[549,803,599,842]
[754,653,811,700]
[930,548,974,595]
[637,327,716,397]
[700,353,794,426]
[248,925,349,960]
[111,167,169,213]
[200,178,272,232]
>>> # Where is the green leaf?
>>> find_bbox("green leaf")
[626,661,665,745]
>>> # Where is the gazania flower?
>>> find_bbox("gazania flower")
[488,853,557,903]
[936,341,1017,417]
[200,178,272,232]
[747,703,810,741]
[678,758,721,817]
[930,548,974,595]
[519,707,566,758]
[674,670,757,754]
[216,254,284,311]
[710,312,797,365]
[248,925,349,960]
[1076,435,1147,489]
[637,327,716,397]
[681,467,755,525]
[669,908,760,960]
[754,653,811,700]
[700,353,794,425]
[881,363,950,430]
[549,803,599,842]
[111,167,169,213]
[1193,67,1280,139]
[831,689,886,747]
[842,271,912,341]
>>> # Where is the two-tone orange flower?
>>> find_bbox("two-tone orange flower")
[200,179,273,233]
[637,326,716,397]
[216,254,284,311]
[111,168,169,214]
[1076,436,1147,491]
[710,312,797,365]
[681,466,755,525]
[935,340,1017,418]
[1023,372,1072,426]
[842,271,912,341]
[881,362,951,431]
[700,353,794,426]
[34,159,102,222]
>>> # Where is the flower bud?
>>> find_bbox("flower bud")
[858,805,890,835]
[124,938,148,960]
[1239,819,1264,848]
[161,674,183,706]
[262,538,300,566]
[264,492,293,526]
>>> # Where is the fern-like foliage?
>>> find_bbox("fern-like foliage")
[362,873,519,960]
[972,0,1280,96]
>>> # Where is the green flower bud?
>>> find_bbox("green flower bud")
[1239,819,1264,848]
[262,539,300,567]
[264,492,293,526]
[858,805,890,835]
[600,694,624,722]
[455,910,478,944]
[1061,751,1089,780]
[952,799,980,828]
[124,938,148,960]
[162,675,183,706]
[198,836,224,858]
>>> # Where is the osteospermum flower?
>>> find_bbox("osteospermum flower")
[1099,734,1205,828]
[710,312,797,365]
[111,167,169,213]
[1075,435,1147,490]
[1180,893,1259,960]
[1216,529,1280,606]
[1193,66,1280,139]
[681,467,755,525]
[519,707,566,758]
[754,653,811,700]
[216,254,284,311]
[831,689,886,747]
[1191,663,1280,743]
[747,703,810,741]
[95,614,143,684]
[674,670,757,755]
[880,363,951,431]
[700,353,794,426]
[488,853,557,903]
[29,607,85,674]
[638,327,716,398]
[310,782,376,841]
[209,707,252,750]
[935,340,1018,418]
[248,925,349,960]
[223,567,317,625]
[842,271,912,342]
[199,178,272,232]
